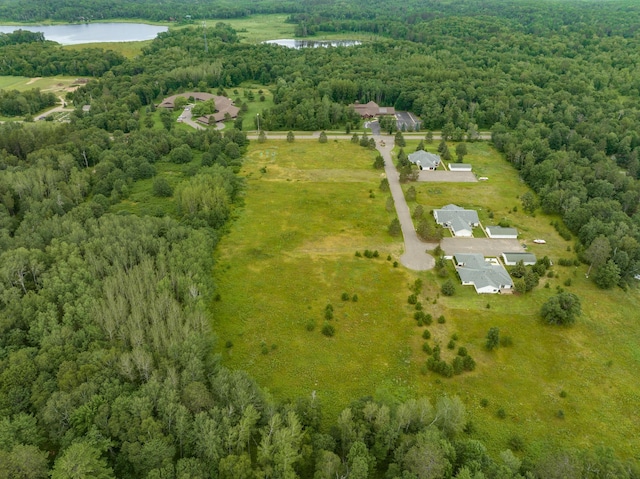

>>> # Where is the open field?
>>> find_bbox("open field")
[0,75,78,93]
[213,138,640,459]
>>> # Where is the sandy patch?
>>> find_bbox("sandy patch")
[26,77,42,85]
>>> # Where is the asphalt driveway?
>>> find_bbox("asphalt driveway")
[441,238,524,257]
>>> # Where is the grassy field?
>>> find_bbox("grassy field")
[213,138,640,460]
[0,75,78,93]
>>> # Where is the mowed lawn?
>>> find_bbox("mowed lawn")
[214,139,640,458]
[0,75,78,92]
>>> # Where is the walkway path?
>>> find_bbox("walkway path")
[375,136,436,271]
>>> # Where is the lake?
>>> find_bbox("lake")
[264,39,361,49]
[0,23,168,45]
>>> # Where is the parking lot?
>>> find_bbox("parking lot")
[441,238,524,257]
[396,111,421,130]
[417,171,477,182]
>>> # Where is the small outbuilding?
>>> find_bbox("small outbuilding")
[502,252,537,266]
[486,226,518,239]
[349,101,396,118]
[448,163,472,172]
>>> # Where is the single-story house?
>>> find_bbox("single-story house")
[502,252,537,266]
[486,226,518,239]
[349,101,396,118]
[448,163,472,172]
[157,91,215,109]
[408,150,441,170]
[195,96,240,124]
[454,253,513,294]
[433,204,480,237]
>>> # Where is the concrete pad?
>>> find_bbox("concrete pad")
[441,238,524,257]
[418,171,477,182]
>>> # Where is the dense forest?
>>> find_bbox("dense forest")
[1,0,640,476]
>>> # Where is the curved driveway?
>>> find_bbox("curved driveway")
[375,136,436,270]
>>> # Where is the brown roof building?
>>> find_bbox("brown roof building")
[349,101,396,118]
[195,96,240,124]
[157,91,215,109]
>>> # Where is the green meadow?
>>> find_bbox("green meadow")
[213,139,640,459]
[0,75,78,92]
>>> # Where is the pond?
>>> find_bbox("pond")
[0,23,168,45]
[264,38,361,49]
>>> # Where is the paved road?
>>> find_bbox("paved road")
[179,106,206,130]
[36,95,73,121]
[375,136,436,271]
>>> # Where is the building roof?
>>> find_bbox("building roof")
[448,163,471,171]
[433,205,480,231]
[486,226,518,237]
[158,91,215,108]
[196,98,240,124]
[408,150,441,169]
[349,101,396,118]
[502,252,537,264]
[455,253,513,291]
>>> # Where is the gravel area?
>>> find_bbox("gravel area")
[441,238,524,257]
[418,171,477,182]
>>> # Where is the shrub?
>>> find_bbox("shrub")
[373,155,385,169]
[486,327,500,350]
[480,398,489,408]
[500,336,513,347]
[560,390,567,398]
[457,347,467,356]
[318,131,328,143]
[355,251,362,257]
[225,340,233,348]
[541,292,581,325]
[388,218,402,236]
[352,294,358,302]
[441,280,456,296]
[497,408,507,419]
[414,311,424,321]
[424,314,433,325]
[152,177,173,197]
[306,320,315,331]
[324,304,334,320]
[415,301,423,311]
[451,333,459,341]
[462,355,476,371]
[286,131,295,142]
[447,339,456,350]
[508,435,525,452]
[422,329,431,340]
[341,292,350,301]
[452,356,464,375]
[422,342,432,354]
[437,315,446,324]
[321,323,335,337]
[407,294,418,305]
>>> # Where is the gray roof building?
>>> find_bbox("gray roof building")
[502,252,537,265]
[486,226,518,238]
[454,253,513,293]
[408,150,441,170]
[433,204,480,237]
[448,163,472,171]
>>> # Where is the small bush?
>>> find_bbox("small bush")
[422,329,431,340]
[496,408,507,419]
[225,340,233,348]
[564,278,572,286]
[451,333,459,341]
[447,339,456,350]
[441,280,456,296]
[393,261,399,268]
[462,355,476,371]
[557,410,565,419]
[480,398,489,408]
[408,294,418,305]
[508,435,525,452]
[422,342,432,354]
[457,347,467,356]
[424,314,433,325]
[306,320,315,331]
[437,315,446,324]
[415,301,423,311]
[352,294,358,302]
[355,251,362,257]
[500,336,513,347]
[559,390,567,398]
[261,343,269,355]
[322,323,335,337]
[341,292,350,301]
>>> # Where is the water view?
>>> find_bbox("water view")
[264,38,361,49]
[0,23,168,45]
